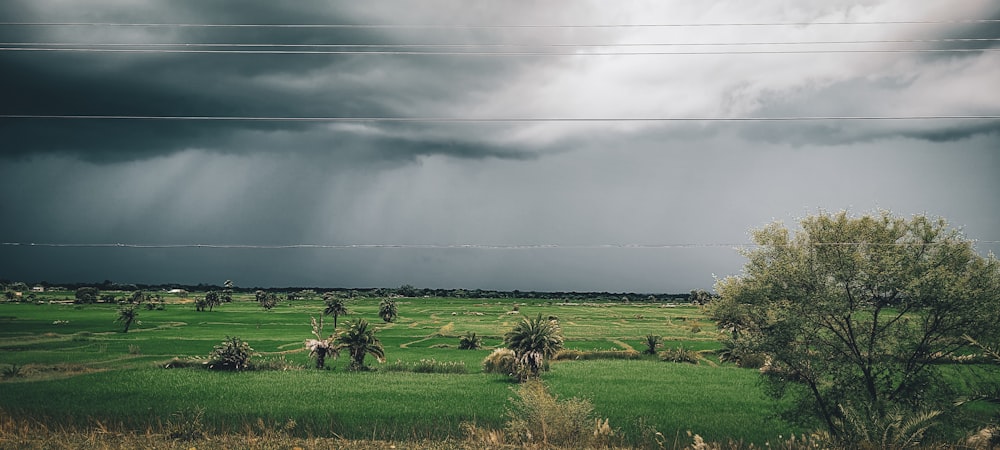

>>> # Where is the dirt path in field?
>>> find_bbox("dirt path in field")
[608,339,635,352]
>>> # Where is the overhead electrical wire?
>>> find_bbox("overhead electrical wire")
[2,242,998,250]
[2,114,998,122]
[3,37,998,48]
[1,19,998,28]
[1,46,996,55]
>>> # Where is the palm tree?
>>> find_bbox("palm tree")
[305,316,338,369]
[458,331,482,350]
[643,334,662,355]
[378,298,398,323]
[323,296,348,330]
[116,305,139,332]
[334,318,385,370]
[504,314,564,379]
[204,291,221,312]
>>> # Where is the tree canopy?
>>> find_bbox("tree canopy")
[712,211,1000,437]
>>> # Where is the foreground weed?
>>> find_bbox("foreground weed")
[165,407,207,441]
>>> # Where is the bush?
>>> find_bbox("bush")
[482,348,517,375]
[659,345,699,364]
[505,380,613,448]
[206,336,254,371]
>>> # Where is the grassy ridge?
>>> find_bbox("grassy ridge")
[0,294,787,444]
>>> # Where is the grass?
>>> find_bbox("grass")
[4,292,993,447]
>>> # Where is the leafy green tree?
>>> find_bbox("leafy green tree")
[397,284,417,297]
[504,314,564,380]
[378,298,398,323]
[74,287,99,304]
[334,318,385,370]
[256,290,278,310]
[115,304,139,332]
[323,295,348,330]
[713,211,1000,437]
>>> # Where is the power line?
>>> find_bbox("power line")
[2,46,997,55]
[0,19,998,28]
[3,38,998,48]
[1,114,997,122]
[2,242,997,250]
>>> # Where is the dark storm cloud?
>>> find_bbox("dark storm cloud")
[0,0,541,162]
[2,0,998,292]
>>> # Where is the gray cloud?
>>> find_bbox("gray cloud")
[1,0,998,291]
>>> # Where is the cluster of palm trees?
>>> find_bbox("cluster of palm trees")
[309,297,565,379]
[306,295,387,370]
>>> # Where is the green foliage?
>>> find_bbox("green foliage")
[503,315,565,380]
[206,336,254,371]
[504,380,612,448]
[643,334,662,355]
[74,287,99,304]
[714,211,1000,435]
[114,304,139,333]
[322,296,348,330]
[835,402,942,449]
[334,318,385,371]
[255,290,278,310]
[378,298,398,323]
[2,364,23,378]
[659,345,700,364]
[204,291,221,311]
[458,331,482,350]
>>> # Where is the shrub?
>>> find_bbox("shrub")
[659,345,699,364]
[206,336,254,371]
[482,348,517,375]
[2,364,23,379]
[458,331,482,350]
[505,380,613,448]
[165,407,207,441]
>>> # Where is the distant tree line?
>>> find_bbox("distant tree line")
[4,280,700,303]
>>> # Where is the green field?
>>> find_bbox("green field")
[0,291,799,446]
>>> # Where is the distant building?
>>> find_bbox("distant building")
[167,289,187,294]
[31,286,45,292]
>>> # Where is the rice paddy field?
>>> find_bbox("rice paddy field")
[0,290,832,446]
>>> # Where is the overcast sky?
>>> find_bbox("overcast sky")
[1,1,998,292]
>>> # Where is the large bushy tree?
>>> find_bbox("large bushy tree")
[712,211,1000,437]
